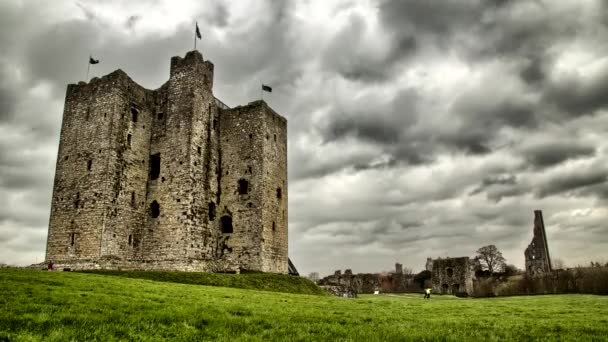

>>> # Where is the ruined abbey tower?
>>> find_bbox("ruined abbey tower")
[524,210,552,275]
[45,51,288,273]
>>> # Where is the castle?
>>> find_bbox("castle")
[45,50,288,273]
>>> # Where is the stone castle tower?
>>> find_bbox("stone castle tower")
[45,51,288,273]
[524,210,552,275]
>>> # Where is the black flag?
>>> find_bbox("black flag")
[89,57,99,64]
[195,22,202,39]
[262,84,272,92]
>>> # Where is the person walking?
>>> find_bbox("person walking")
[424,287,432,299]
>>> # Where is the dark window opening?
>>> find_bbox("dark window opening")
[249,133,253,139]
[127,134,132,147]
[131,108,138,122]
[150,153,160,180]
[177,198,180,203]
[128,234,132,245]
[64,156,68,161]
[150,200,160,218]
[238,179,249,195]
[221,216,233,234]
[247,202,253,208]
[248,166,252,173]
[446,268,454,278]
[272,221,276,231]
[274,134,277,141]
[197,146,201,155]
[70,233,75,246]
[277,187,282,199]
[213,119,217,129]
[208,202,216,221]
[87,160,92,171]
[131,192,135,206]
[157,112,164,120]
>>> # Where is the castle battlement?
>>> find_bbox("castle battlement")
[45,51,288,273]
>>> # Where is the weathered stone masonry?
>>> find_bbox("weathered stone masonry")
[525,210,552,275]
[45,51,288,273]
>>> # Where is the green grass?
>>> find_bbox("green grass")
[1,269,607,341]
[79,270,327,296]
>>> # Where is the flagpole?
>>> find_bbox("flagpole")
[86,54,91,81]
[194,22,197,50]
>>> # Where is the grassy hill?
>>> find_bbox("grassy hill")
[79,270,327,296]
[1,269,607,341]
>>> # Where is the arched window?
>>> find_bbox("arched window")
[446,268,454,278]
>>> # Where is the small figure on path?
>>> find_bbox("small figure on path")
[424,287,431,300]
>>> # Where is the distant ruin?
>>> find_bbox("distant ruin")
[524,210,552,275]
[317,263,417,296]
[430,257,475,296]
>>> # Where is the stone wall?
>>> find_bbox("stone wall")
[45,51,288,274]
[318,265,417,295]
[431,257,474,295]
[525,210,552,276]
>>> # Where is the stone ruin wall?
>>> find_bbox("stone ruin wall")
[431,257,474,295]
[45,51,288,274]
[318,264,417,295]
[525,210,552,276]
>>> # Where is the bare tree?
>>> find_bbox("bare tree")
[307,272,320,283]
[475,245,506,273]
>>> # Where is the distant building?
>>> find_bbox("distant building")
[525,210,552,275]
[430,257,474,295]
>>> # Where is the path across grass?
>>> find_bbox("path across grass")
[1,269,607,341]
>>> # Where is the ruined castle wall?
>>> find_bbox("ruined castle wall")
[260,104,288,273]
[46,51,288,274]
[431,257,473,295]
[46,74,127,262]
[218,103,267,271]
[96,72,154,261]
[141,52,217,262]
[525,210,552,275]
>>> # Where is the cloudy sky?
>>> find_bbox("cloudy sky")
[1,0,607,275]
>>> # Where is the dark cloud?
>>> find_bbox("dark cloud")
[322,13,416,82]
[125,15,141,30]
[543,66,608,117]
[521,140,596,168]
[0,0,607,275]
[537,168,608,198]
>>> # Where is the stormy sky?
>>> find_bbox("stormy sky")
[1,0,607,276]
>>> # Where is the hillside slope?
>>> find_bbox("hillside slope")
[80,270,327,296]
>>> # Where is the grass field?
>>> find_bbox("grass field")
[1,269,607,341]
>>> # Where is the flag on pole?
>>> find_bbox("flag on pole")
[89,57,100,64]
[262,84,272,92]
[195,22,202,39]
